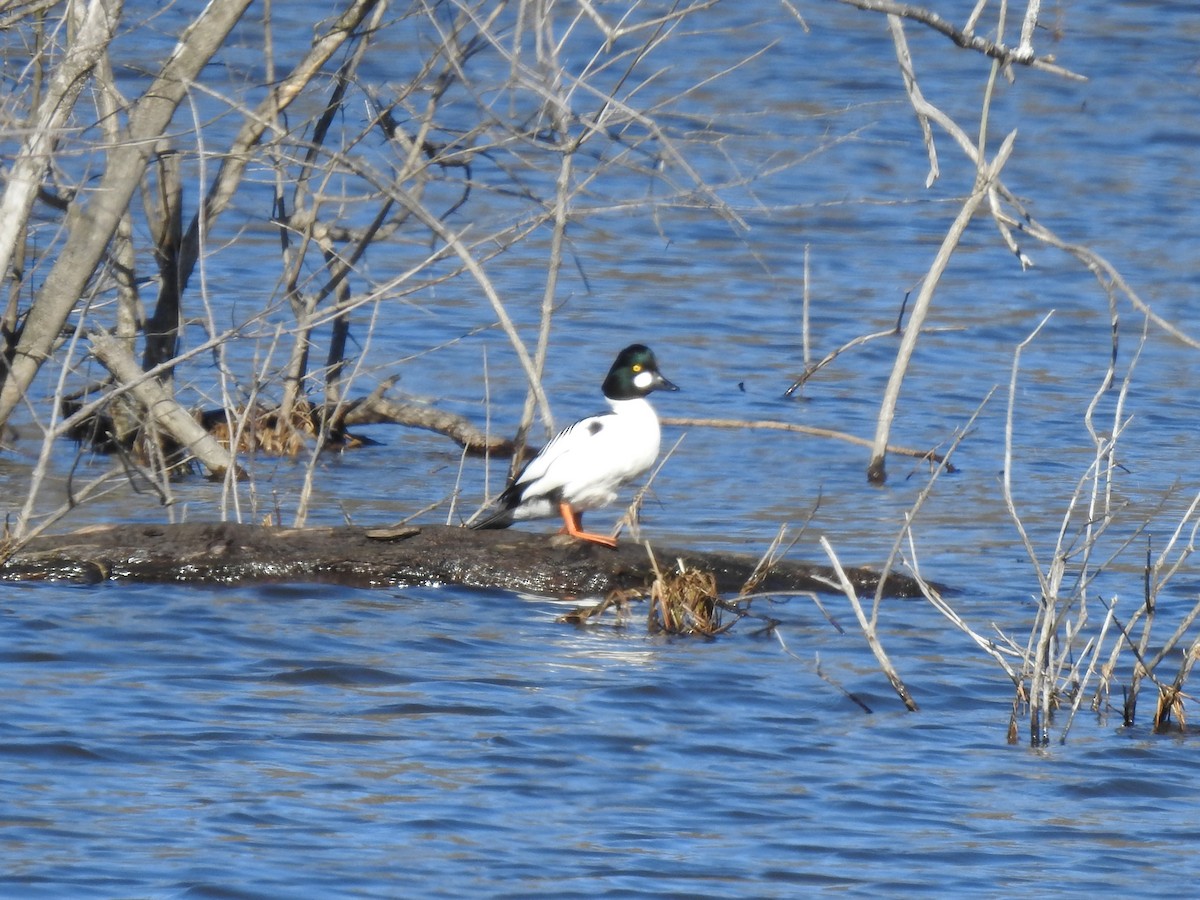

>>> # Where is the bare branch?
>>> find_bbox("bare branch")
[0,0,254,427]
[0,0,122,290]
[661,415,950,469]
[820,535,918,711]
[89,330,237,478]
[838,0,1085,80]
[867,129,1017,483]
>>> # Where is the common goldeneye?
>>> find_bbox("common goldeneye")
[470,343,678,547]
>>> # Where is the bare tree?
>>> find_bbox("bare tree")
[0,0,771,534]
[0,0,255,424]
[830,0,1197,483]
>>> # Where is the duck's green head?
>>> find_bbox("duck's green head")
[602,344,678,400]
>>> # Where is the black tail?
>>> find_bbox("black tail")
[469,505,515,530]
[470,480,525,530]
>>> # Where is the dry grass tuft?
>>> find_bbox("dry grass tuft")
[558,536,805,636]
[1153,683,1188,733]
[557,561,733,637]
[63,388,373,467]
[202,402,368,456]
[647,559,730,637]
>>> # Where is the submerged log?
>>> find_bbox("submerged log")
[0,521,931,599]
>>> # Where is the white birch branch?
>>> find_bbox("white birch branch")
[88,331,236,478]
[867,130,1017,482]
[0,0,122,287]
[0,0,254,427]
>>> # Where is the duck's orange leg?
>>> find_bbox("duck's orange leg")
[558,501,618,548]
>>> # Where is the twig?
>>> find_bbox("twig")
[88,330,237,478]
[784,324,898,397]
[838,0,1085,80]
[342,387,516,456]
[820,535,918,711]
[612,433,685,543]
[661,415,950,469]
[801,244,812,368]
[0,0,119,291]
[773,630,872,713]
[741,522,809,598]
[1001,312,1056,599]
[873,387,995,625]
[887,14,939,187]
[1058,600,1116,742]
[867,129,1017,483]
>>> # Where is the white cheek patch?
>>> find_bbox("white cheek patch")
[632,370,654,390]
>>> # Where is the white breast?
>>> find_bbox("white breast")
[510,397,662,518]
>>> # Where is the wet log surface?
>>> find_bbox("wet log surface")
[0,521,931,599]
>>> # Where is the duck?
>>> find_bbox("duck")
[470,343,678,548]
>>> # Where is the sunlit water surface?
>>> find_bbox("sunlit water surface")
[6,2,1200,896]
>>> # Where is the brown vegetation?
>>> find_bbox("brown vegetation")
[1,1,1198,743]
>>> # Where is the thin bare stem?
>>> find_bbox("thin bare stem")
[867,129,1017,483]
[820,535,918,711]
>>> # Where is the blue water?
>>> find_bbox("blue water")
[6,579,1196,898]
[5,1,1200,896]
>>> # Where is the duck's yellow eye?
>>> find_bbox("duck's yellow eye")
[632,363,643,373]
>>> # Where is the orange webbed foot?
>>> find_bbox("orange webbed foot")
[558,502,618,549]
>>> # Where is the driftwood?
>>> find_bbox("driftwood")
[0,521,930,599]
